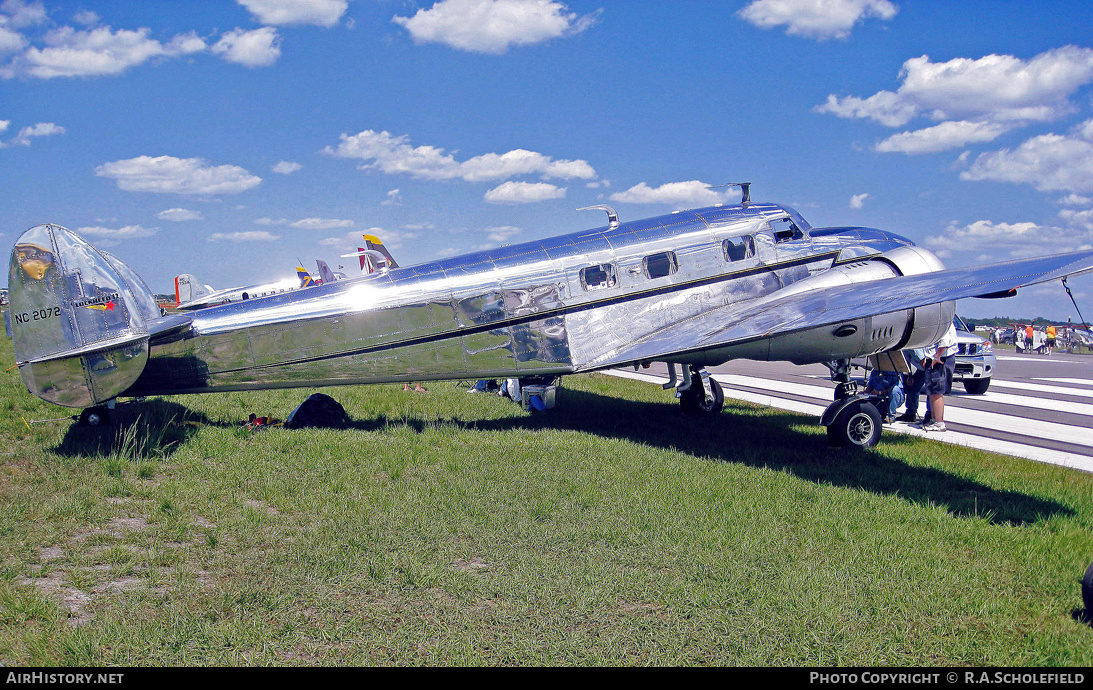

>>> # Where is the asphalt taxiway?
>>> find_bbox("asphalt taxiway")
[609,348,1093,472]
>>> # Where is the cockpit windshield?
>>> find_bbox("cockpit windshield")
[778,205,812,232]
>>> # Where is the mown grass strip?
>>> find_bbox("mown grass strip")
[0,337,1091,665]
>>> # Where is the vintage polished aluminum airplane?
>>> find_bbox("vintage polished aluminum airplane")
[8,185,1093,445]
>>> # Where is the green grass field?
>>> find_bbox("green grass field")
[1,336,1092,666]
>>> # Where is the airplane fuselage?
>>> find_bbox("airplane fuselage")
[121,202,926,397]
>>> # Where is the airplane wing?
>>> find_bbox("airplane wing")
[578,249,1093,371]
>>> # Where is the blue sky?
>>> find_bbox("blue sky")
[3,0,1093,321]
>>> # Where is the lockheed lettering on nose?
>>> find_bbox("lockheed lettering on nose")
[8,185,1093,445]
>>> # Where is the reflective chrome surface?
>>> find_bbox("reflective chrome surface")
[8,224,155,406]
[10,201,1093,408]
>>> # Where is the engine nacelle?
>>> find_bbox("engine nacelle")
[700,246,954,365]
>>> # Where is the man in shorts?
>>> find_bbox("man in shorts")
[921,322,958,432]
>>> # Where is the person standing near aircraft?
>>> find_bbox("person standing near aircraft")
[896,348,928,423]
[1046,324,1057,355]
[920,322,958,433]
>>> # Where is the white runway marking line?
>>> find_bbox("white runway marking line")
[995,356,1086,364]
[991,379,1093,399]
[1039,378,1093,386]
[605,369,1093,473]
[711,373,1093,448]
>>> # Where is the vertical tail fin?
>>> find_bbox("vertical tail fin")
[9,224,157,407]
[316,259,336,284]
[174,274,214,306]
[297,267,314,288]
[364,235,398,269]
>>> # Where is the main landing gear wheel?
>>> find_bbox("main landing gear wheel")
[79,407,111,427]
[827,400,882,448]
[679,374,724,415]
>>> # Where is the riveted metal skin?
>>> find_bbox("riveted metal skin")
[10,201,1093,408]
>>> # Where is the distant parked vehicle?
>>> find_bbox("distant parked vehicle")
[953,316,995,394]
[1058,327,1093,352]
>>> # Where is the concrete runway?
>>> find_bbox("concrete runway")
[607,348,1093,473]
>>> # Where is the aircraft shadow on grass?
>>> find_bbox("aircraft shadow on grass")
[50,398,232,459]
[48,386,1071,527]
[342,386,1073,527]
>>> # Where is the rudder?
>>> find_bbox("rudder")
[9,224,158,407]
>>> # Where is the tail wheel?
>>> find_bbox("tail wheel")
[827,400,882,448]
[679,374,724,415]
[79,407,111,427]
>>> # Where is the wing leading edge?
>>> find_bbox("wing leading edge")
[578,249,1093,371]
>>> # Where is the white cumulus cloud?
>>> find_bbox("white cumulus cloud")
[272,160,302,174]
[209,231,281,242]
[924,218,1093,262]
[849,193,869,209]
[2,1,47,28]
[95,155,263,195]
[324,129,595,183]
[77,224,158,239]
[157,208,204,221]
[1057,194,1093,207]
[609,180,729,207]
[484,225,521,243]
[960,119,1093,194]
[392,0,598,54]
[212,27,281,68]
[9,120,63,145]
[1059,208,1093,232]
[2,26,206,79]
[738,0,897,40]
[381,188,402,206]
[484,180,565,203]
[237,0,349,27]
[874,120,1008,154]
[816,46,1093,152]
[0,26,26,54]
[291,217,355,229]
[71,10,99,26]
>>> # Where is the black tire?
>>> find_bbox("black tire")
[827,400,882,448]
[79,407,110,427]
[963,378,991,395]
[679,375,724,415]
[1083,561,1093,616]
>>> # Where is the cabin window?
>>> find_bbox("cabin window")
[643,251,678,279]
[723,235,756,262]
[580,263,617,291]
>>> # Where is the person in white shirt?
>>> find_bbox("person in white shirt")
[921,323,958,432]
